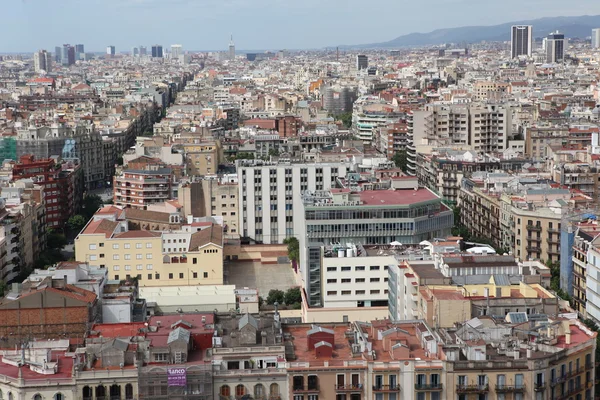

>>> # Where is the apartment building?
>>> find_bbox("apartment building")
[296,180,453,307]
[352,99,403,143]
[375,121,409,160]
[179,139,220,176]
[74,206,223,287]
[442,317,596,400]
[571,224,599,317]
[237,160,349,244]
[113,167,173,210]
[6,155,83,230]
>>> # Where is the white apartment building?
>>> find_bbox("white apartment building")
[321,244,395,308]
[237,160,349,244]
[586,238,600,324]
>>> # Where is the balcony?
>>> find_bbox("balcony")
[414,383,442,391]
[335,384,364,392]
[534,382,545,392]
[527,225,542,232]
[555,385,584,400]
[373,385,400,392]
[495,384,525,393]
[293,386,319,394]
[527,236,542,242]
[526,246,541,253]
[456,384,489,394]
[547,238,560,244]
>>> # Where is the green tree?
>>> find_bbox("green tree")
[82,194,104,220]
[334,112,353,128]
[283,237,299,263]
[235,152,255,160]
[284,287,302,305]
[67,215,87,232]
[266,289,285,305]
[392,149,408,173]
[47,232,67,250]
[0,280,6,298]
[268,148,280,157]
[116,156,124,166]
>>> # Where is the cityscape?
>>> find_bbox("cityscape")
[2,7,600,400]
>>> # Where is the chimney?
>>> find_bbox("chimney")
[565,331,571,345]
[63,275,68,287]
[261,331,267,345]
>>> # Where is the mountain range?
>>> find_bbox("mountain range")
[341,15,600,49]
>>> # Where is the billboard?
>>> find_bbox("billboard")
[167,367,187,386]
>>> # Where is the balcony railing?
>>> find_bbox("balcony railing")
[373,384,401,392]
[495,384,525,393]
[456,384,489,394]
[415,383,442,391]
[335,384,364,392]
[293,385,320,393]
[534,382,545,392]
[526,225,542,231]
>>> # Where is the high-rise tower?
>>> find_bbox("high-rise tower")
[228,35,235,60]
[511,25,532,58]
[546,31,565,63]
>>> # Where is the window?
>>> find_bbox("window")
[124,254,131,260]
[370,290,380,294]
[148,274,152,280]
[113,244,119,249]
[341,266,351,271]
[136,243,142,249]
[327,279,337,284]
[193,258,197,264]
[370,278,380,282]
[146,243,152,248]
[341,290,351,295]
[124,243,131,249]
[113,255,120,260]
[89,244,97,250]
[125,265,131,271]
[146,264,153,270]
[98,243,104,248]
[370,266,380,271]
[114,275,119,280]
[169,273,173,279]
[204,272,208,278]
[154,353,168,362]
[327,291,337,296]
[146,254,153,259]
[136,264,142,270]
[113,266,120,271]
[155,273,160,279]
[179,273,184,279]
[356,290,365,295]
[136,254,143,259]
[89,255,98,261]
[341,278,351,283]
[193,272,198,278]
[327,267,337,272]
[355,266,365,271]
[355,278,365,283]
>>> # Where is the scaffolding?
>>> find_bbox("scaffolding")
[0,136,16,161]
[138,364,213,400]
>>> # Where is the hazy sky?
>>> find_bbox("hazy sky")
[3,0,600,52]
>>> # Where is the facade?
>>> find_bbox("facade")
[296,184,453,306]
[33,49,52,72]
[106,45,116,56]
[74,206,224,287]
[9,155,83,230]
[323,85,358,115]
[62,44,75,66]
[113,167,173,210]
[511,25,533,58]
[228,36,235,60]
[593,28,600,49]
[237,160,349,244]
[356,54,368,70]
[546,31,565,63]
[151,45,163,58]
[571,224,598,317]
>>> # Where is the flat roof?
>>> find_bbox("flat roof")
[358,188,439,206]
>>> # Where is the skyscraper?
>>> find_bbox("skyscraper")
[593,28,600,49]
[62,44,75,66]
[171,44,183,59]
[511,25,532,58]
[33,50,52,73]
[139,46,147,56]
[546,31,565,63]
[54,46,62,63]
[151,45,163,58]
[132,47,139,57]
[228,35,235,60]
[106,46,116,56]
[356,54,368,70]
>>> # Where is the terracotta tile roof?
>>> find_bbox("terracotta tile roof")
[83,219,119,237]
[112,230,162,239]
[189,224,223,250]
[125,208,172,223]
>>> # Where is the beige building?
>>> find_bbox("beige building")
[177,137,220,176]
[74,206,223,287]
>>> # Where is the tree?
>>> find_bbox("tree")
[266,289,285,305]
[334,112,353,129]
[82,194,104,220]
[392,149,408,173]
[67,215,87,232]
[116,156,124,166]
[268,148,280,157]
[284,287,302,305]
[0,281,5,298]
[283,237,299,263]
[47,232,67,250]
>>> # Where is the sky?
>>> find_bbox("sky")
[3,0,600,52]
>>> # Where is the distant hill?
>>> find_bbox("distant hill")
[341,15,600,49]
